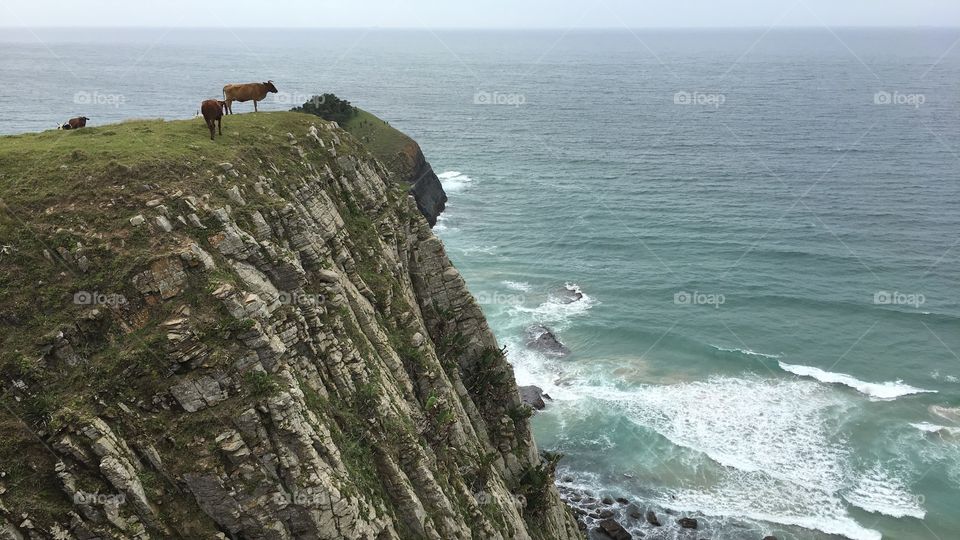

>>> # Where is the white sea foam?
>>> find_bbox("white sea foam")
[437,170,473,192]
[931,370,960,383]
[502,280,532,292]
[459,244,497,255]
[842,464,925,519]
[778,361,936,400]
[930,405,960,424]
[508,283,595,330]
[597,377,851,493]
[663,480,882,540]
[911,422,960,436]
[575,376,923,540]
[711,345,783,359]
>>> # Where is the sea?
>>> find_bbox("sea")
[1,27,959,540]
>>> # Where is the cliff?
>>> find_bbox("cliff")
[0,112,580,539]
[342,109,447,227]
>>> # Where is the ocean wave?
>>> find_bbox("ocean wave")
[458,244,497,255]
[777,361,936,400]
[931,370,959,383]
[711,345,783,359]
[911,422,960,436]
[842,464,925,519]
[583,376,925,540]
[507,282,595,330]
[930,405,960,424]
[437,170,473,192]
[502,280,532,292]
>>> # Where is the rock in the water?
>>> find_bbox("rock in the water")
[525,324,570,356]
[555,284,584,304]
[518,385,547,410]
[677,517,698,529]
[597,518,632,540]
[645,510,661,526]
[762,537,778,540]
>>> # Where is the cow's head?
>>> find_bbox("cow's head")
[81,116,90,121]
[264,80,278,93]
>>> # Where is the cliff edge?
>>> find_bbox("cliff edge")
[342,109,447,227]
[0,112,580,539]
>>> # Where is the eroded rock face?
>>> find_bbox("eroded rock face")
[0,118,581,540]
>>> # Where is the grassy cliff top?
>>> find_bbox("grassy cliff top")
[0,112,329,209]
[0,111,376,383]
[342,109,422,179]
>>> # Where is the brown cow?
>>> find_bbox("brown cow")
[60,116,89,130]
[222,80,278,114]
[200,99,226,140]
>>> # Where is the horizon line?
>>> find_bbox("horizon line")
[2,25,959,30]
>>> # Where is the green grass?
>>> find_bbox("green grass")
[0,112,333,382]
[342,109,417,177]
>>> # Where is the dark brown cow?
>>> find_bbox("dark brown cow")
[222,80,278,114]
[200,99,226,140]
[60,116,89,130]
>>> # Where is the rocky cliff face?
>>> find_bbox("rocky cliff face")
[0,113,580,539]
[402,145,446,228]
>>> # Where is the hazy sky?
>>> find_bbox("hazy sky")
[2,0,959,28]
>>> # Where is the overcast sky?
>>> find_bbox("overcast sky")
[2,0,959,28]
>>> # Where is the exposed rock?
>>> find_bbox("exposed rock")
[130,214,145,226]
[597,518,632,540]
[519,385,548,410]
[677,517,698,529]
[227,185,246,206]
[0,114,581,540]
[645,510,661,526]
[153,215,173,232]
[525,324,570,356]
[555,285,584,304]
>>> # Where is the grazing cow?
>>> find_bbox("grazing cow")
[222,80,278,114]
[200,99,226,140]
[60,116,90,130]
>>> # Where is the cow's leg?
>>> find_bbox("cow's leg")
[254,100,258,113]
[207,120,215,140]
[224,100,231,114]
[217,117,222,136]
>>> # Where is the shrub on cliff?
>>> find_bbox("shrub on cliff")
[292,93,358,124]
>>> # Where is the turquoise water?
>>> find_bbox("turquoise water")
[2,28,959,539]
